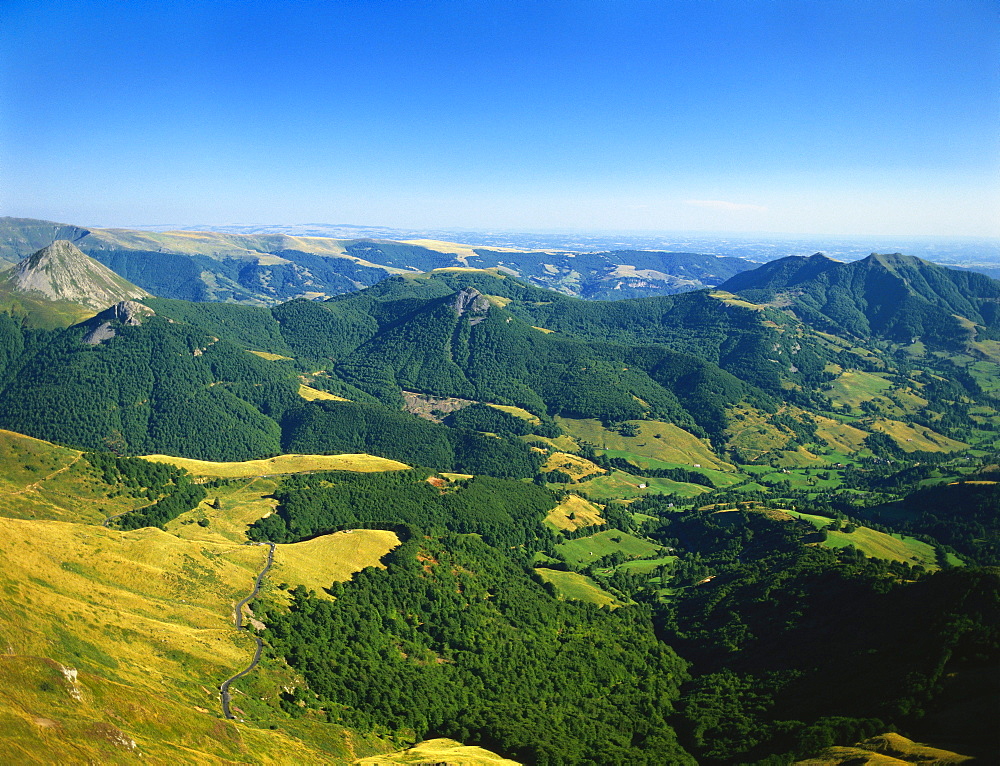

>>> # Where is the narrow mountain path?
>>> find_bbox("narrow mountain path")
[219,541,276,720]
[10,455,82,496]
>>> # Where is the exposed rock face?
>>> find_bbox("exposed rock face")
[452,287,491,325]
[82,300,155,345]
[4,240,150,311]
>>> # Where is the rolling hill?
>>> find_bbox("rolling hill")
[0,216,758,304]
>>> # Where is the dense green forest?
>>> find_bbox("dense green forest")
[258,535,695,766]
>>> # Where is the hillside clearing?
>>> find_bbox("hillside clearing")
[544,494,605,531]
[535,569,620,608]
[273,530,401,602]
[298,383,350,401]
[555,418,729,470]
[555,529,661,567]
[142,452,410,477]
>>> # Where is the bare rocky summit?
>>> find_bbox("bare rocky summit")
[3,240,149,312]
[452,287,491,325]
[81,300,156,345]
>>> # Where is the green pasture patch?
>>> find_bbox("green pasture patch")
[824,370,892,408]
[616,556,678,575]
[785,510,939,569]
[535,568,620,608]
[572,471,710,500]
[555,529,660,568]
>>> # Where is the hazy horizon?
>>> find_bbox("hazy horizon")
[2,1,997,237]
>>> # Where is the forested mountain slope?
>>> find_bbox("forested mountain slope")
[719,252,1000,348]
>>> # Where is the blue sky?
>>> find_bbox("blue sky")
[2,0,998,235]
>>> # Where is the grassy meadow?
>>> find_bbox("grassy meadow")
[142,452,410,478]
[535,569,621,608]
[555,529,661,568]
[544,494,605,531]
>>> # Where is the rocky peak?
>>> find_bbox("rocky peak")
[5,240,149,311]
[452,287,491,325]
[81,301,155,345]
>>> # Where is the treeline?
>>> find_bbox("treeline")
[84,452,206,530]
[258,535,695,765]
[248,469,558,553]
[281,401,544,478]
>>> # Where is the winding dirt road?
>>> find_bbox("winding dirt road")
[219,541,276,720]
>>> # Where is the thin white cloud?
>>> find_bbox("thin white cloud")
[683,199,768,213]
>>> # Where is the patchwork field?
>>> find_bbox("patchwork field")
[142,452,410,478]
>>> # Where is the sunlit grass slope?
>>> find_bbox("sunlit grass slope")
[555,417,729,470]
[0,430,132,525]
[357,736,521,765]
[0,516,361,763]
[142,452,410,477]
[544,494,605,531]
[535,569,621,609]
[272,530,401,601]
[786,510,940,568]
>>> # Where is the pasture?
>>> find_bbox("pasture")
[544,494,606,531]
[142,452,410,477]
[535,569,620,608]
[555,529,661,568]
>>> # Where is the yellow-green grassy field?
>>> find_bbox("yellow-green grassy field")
[786,511,939,568]
[544,494,606,531]
[272,530,401,601]
[0,515,370,763]
[555,417,729,470]
[541,451,605,480]
[249,350,294,361]
[142,453,410,478]
[868,419,967,453]
[534,569,620,609]
[298,383,350,401]
[356,736,521,765]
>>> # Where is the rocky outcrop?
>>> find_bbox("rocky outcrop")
[82,300,155,345]
[452,287,491,325]
[4,240,150,311]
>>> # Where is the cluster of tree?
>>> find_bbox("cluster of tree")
[443,404,559,438]
[281,401,543,478]
[247,469,558,554]
[257,535,695,765]
[84,452,207,530]
[627,499,1000,763]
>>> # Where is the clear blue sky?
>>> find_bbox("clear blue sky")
[2,0,998,236]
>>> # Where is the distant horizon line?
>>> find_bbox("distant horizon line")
[3,214,998,243]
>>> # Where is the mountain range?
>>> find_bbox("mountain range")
[1,217,757,304]
[0,227,997,764]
